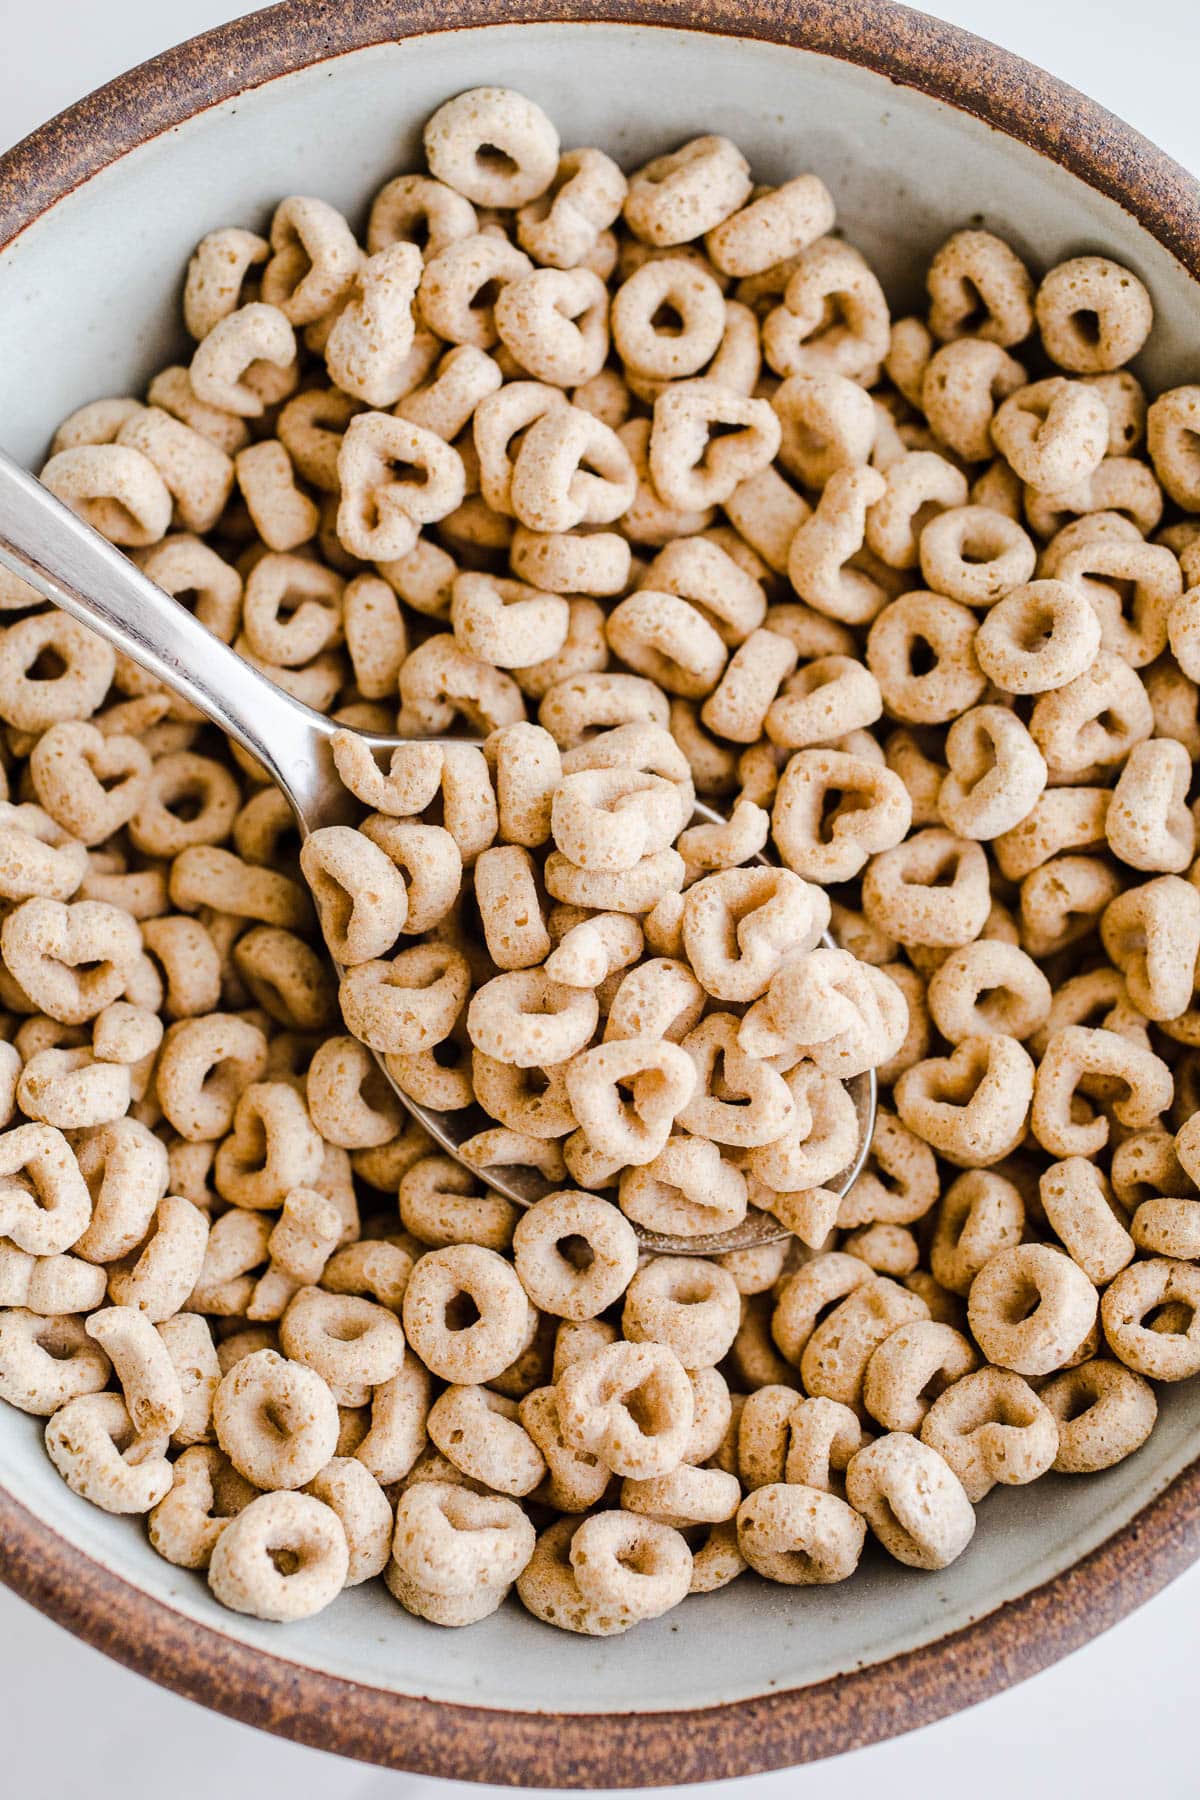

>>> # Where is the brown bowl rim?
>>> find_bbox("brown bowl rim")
[2,0,1200,1784]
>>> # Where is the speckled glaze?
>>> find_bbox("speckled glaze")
[1,1,1200,1786]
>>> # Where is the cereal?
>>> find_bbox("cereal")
[8,86,1200,1646]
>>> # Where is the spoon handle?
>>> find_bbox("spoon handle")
[0,446,333,799]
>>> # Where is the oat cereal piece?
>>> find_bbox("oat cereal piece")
[209,1490,349,1620]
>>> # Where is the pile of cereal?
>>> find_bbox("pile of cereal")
[2,83,1200,1633]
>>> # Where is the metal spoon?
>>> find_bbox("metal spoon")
[0,448,875,1254]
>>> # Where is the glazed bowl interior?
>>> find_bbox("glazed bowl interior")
[2,7,1200,1738]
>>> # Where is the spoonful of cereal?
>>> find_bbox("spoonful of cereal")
[0,451,882,1253]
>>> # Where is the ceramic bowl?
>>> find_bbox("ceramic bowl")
[2,1,1200,1786]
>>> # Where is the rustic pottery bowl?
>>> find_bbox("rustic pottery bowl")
[2,0,1200,1786]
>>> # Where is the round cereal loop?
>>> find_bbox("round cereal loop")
[392,1479,535,1609]
[212,1348,339,1491]
[862,828,991,948]
[926,939,1051,1045]
[921,338,1026,462]
[866,591,985,726]
[427,1384,546,1497]
[968,1243,1099,1378]
[938,706,1047,840]
[619,1135,748,1239]
[556,1338,694,1479]
[570,1510,692,1621]
[44,1390,172,1515]
[705,174,834,277]
[1106,738,1195,872]
[402,1244,534,1384]
[895,1034,1034,1169]
[763,239,890,383]
[279,1287,406,1402]
[516,1514,636,1636]
[513,1191,638,1321]
[621,1257,741,1369]
[1147,385,1200,509]
[302,1457,391,1587]
[1031,1025,1173,1159]
[845,1432,976,1570]
[0,1310,111,1415]
[424,88,559,208]
[1036,256,1153,373]
[299,826,408,966]
[1039,1359,1157,1472]
[1100,1258,1200,1380]
[974,579,1102,695]
[799,1275,929,1412]
[367,171,477,257]
[926,229,1034,347]
[610,259,725,384]
[862,1319,979,1433]
[919,504,1036,607]
[148,1445,256,1570]
[340,943,471,1059]
[208,1491,349,1621]
[189,302,297,417]
[516,147,627,268]
[736,1482,865,1586]
[624,136,751,247]
[155,1014,268,1142]
[920,1366,1057,1502]
[0,614,117,733]
[565,1037,697,1169]
[682,866,828,1004]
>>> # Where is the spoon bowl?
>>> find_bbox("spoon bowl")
[0,446,876,1253]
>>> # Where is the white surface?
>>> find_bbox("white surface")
[1,0,1199,1791]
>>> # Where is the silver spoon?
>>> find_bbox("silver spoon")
[0,448,875,1254]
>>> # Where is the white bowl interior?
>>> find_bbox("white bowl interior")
[1,19,1198,1716]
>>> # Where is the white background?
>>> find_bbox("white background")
[1,2,1199,1795]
